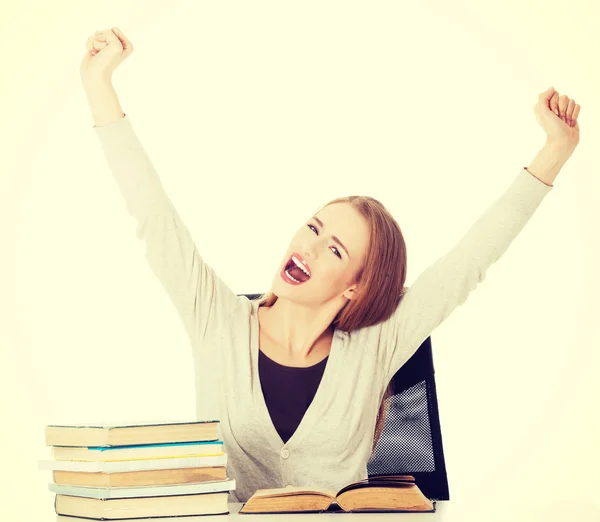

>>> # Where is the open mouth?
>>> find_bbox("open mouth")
[282,254,311,284]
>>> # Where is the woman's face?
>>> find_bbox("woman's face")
[271,202,370,306]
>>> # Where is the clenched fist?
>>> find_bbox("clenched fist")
[534,87,580,153]
[80,27,134,83]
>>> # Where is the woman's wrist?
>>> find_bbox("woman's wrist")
[82,77,125,127]
[526,141,573,187]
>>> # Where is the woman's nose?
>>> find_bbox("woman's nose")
[302,243,318,260]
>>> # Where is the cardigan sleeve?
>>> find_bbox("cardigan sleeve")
[93,114,240,347]
[377,167,554,383]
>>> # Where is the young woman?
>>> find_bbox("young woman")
[81,28,581,503]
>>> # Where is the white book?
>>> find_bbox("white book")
[48,478,236,499]
[39,454,227,472]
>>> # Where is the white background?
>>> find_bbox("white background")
[1,1,599,521]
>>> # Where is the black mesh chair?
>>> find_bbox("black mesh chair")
[367,334,449,501]
[241,294,450,501]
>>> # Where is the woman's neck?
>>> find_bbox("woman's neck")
[259,298,339,361]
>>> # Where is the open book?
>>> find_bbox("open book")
[239,475,436,513]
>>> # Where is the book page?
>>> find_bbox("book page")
[254,486,336,499]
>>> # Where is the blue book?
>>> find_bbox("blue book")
[51,439,226,462]
[89,440,224,451]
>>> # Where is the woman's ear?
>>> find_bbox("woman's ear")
[342,283,359,300]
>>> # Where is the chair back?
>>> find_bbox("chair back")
[367,335,449,500]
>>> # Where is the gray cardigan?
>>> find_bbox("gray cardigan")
[93,114,553,502]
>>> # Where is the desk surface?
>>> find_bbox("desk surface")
[222,502,447,520]
[56,501,449,521]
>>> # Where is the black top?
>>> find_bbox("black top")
[258,349,328,444]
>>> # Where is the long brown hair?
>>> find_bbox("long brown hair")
[258,195,409,450]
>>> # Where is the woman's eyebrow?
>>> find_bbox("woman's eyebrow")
[312,216,350,259]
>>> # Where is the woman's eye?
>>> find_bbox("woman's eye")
[307,224,341,259]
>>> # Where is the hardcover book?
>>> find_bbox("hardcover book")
[240,475,436,514]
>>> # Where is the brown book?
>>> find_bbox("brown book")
[53,466,227,487]
[55,492,228,518]
[46,421,219,447]
[240,475,436,514]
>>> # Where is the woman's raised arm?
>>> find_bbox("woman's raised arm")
[377,87,580,382]
[80,28,240,347]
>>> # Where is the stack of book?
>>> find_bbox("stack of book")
[39,421,235,520]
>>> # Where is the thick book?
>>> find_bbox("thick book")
[52,466,227,487]
[48,478,236,499]
[45,421,219,447]
[54,492,228,518]
[51,440,224,461]
[239,475,436,514]
[39,454,227,473]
